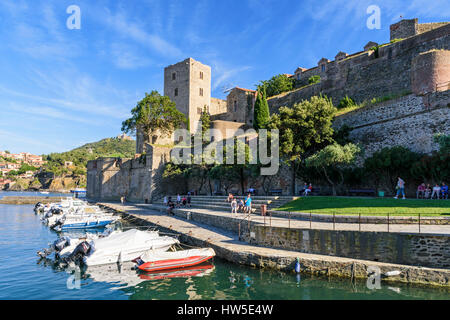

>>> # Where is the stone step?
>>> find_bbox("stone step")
[162,195,298,201]
[154,200,266,212]
[155,198,295,210]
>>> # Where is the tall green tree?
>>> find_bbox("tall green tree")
[253,86,270,131]
[199,106,211,141]
[121,91,186,147]
[364,146,421,193]
[258,74,295,97]
[306,143,360,196]
[270,95,336,195]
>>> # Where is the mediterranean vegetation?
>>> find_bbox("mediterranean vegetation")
[121,90,186,147]
[43,137,135,177]
[257,74,295,98]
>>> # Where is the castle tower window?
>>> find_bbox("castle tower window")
[174,88,178,96]
[234,100,237,112]
[172,72,176,80]
[197,107,202,114]
[200,71,204,79]
[199,88,204,96]
[321,65,325,72]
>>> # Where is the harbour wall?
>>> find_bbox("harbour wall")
[131,204,450,269]
[99,203,450,287]
[251,226,450,269]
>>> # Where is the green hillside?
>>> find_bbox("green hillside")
[43,136,135,176]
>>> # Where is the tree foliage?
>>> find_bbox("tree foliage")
[253,86,270,131]
[121,91,186,144]
[270,95,336,194]
[258,74,295,97]
[363,146,421,193]
[306,143,360,195]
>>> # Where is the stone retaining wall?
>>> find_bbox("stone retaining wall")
[251,226,450,269]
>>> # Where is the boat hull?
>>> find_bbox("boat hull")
[138,255,214,272]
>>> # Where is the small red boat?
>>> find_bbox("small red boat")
[139,264,215,280]
[136,248,215,272]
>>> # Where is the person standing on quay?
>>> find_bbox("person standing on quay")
[394,177,406,199]
[245,194,252,213]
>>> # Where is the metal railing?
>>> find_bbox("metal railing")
[263,209,450,234]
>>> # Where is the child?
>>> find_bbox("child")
[231,198,238,216]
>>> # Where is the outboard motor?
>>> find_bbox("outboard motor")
[34,202,42,213]
[53,237,71,253]
[50,218,64,231]
[64,241,92,264]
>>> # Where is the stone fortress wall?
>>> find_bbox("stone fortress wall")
[88,18,450,200]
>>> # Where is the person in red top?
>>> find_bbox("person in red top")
[416,183,426,199]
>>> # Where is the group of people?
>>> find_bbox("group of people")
[394,177,448,200]
[227,193,252,216]
[416,182,448,200]
[164,193,192,215]
[300,183,313,196]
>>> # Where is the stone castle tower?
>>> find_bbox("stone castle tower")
[164,58,212,134]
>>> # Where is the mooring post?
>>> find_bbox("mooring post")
[289,212,291,229]
[270,211,272,228]
[333,212,336,231]
[387,213,390,233]
[310,212,312,229]
[419,213,421,234]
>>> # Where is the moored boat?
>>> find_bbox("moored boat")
[67,229,180,267]
[135,248,215,272]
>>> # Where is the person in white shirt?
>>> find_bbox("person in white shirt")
[394,177,406,199]
[431,184,441,199]
[231,198,238,216]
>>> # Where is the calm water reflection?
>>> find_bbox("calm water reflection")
[0,194,448,300]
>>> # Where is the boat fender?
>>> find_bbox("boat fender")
[383,270,401,277]
[295,258,301,273]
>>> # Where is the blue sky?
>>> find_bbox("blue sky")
[0,0,448,155]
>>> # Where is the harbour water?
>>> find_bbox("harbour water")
[0,191,448,300]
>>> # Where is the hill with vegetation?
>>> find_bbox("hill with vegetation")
[43,136,135,177]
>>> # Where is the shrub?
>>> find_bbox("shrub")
[337,95,356,109]
[308,75,321,84]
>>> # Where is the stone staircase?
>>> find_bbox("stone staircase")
[153,195,298,214]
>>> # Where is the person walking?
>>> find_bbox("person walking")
[394,177,406,199]
[163,196,168,206]
[187,193,192,208]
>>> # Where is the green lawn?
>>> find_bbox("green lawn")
[277,196,450,216]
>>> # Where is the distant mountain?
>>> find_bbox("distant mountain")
[43,136,135,176]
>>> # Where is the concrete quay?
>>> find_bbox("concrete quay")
[98,202,450,288]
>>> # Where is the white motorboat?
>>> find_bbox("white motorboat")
[50,213,121,231]
[57,230,159,258]
[64,229,179,267]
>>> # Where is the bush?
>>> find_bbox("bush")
[308,75,321,84]
[337,95,356,109]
